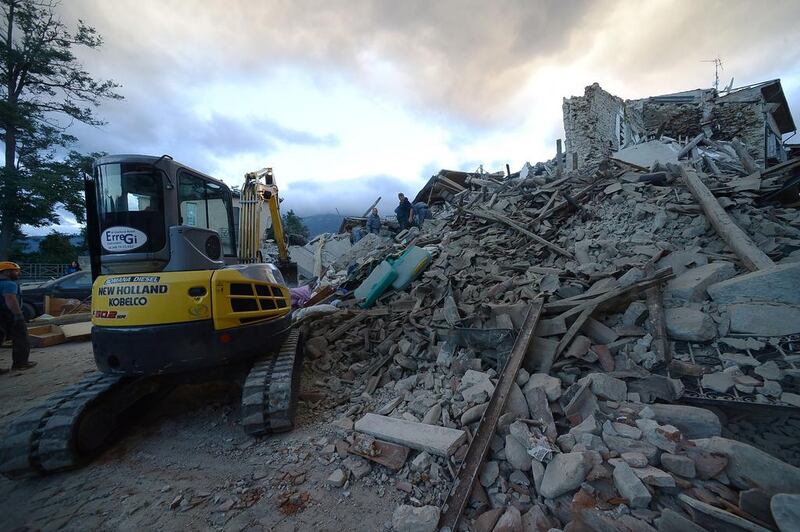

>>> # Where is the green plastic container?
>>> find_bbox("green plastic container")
[354,260,398,308]
[390,246,432,290]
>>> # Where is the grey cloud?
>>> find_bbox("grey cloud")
[61,0,800,127]
[283,174,421,216]
[62,0,607,126]
[69,101,337,174]
[189,114,338,156]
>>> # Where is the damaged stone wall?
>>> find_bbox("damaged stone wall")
[567,83,773,172]
[641,102,704,138]
[563,83,626,173]
[713,101,766,164]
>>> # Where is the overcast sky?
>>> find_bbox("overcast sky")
[29,0,800,234]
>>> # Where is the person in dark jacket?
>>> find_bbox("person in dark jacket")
[66,260,81,274]
[412,201,429,228]
[395,193,413,231]
[366,208,381,234]
[0,261,35,373]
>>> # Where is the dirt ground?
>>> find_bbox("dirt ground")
[0,341,401,532]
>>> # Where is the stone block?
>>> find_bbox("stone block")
[660,453,696,478]
[708,262,800,305]
[665,262,736,302]
[665,308,717,342]
[728,303,800,336]
[539,452,591,499]
[612,461,652,508]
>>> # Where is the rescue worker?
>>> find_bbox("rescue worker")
[411,201,429,228]
[366,207,381,234]
[351,225,364,244]
[395,193,413,231]
[0,262,35,373]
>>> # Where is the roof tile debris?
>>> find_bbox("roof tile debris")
[284,79,800,532]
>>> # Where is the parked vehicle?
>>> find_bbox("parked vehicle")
[21,270,92,320]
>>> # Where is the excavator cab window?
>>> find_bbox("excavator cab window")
[95,163,167,254]
[178,171,237,257]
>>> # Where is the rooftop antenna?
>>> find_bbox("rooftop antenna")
[701,57,723,91]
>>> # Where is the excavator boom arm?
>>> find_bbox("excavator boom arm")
[265,189,289,263]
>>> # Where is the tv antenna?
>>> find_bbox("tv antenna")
[701,57,723,91]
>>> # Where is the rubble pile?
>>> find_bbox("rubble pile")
[284,86,800,531]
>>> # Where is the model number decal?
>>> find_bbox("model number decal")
[94,310,127,319]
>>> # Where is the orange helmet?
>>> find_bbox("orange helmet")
[0,261,21,272]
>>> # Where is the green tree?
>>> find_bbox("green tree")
[266,209,309,245]
[34,230,75,263]
[283,209,309,244]
[0,0,122,260]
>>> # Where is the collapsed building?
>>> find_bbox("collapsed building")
[563,80,796,173]
[259,78,800,532]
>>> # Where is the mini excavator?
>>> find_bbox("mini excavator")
[0,155,303,477]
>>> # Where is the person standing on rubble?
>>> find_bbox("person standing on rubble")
[366,207,381,235]
[0,262,35,373]
[395,193,413,231]
[411,201,428,228]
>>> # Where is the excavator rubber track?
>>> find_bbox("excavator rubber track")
[0,372,167,478]
[241,329,304,436]
[0,373,126,478]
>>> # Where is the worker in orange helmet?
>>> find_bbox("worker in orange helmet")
[0,262,35,373]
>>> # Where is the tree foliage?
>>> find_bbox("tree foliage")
[266,209,310,246]
[283,209,309,240]
[0,0,122,259]
[34,230,76,263]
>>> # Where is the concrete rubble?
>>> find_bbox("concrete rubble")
[280,79,800,531]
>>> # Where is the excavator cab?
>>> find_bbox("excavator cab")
[86,154,237,278]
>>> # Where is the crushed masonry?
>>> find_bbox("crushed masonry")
[286,77,800,529]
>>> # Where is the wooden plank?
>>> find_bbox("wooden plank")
[534,317,566,337]
[60,322,92,341]
[677,133,706,159]
[681,168,774,271]
[30,312,91,326]
[27,325,66,347]
[580,317,619,345]
[556,139,564,176]
[438,300,544,531]
[678,494,770,532]
[325,313,367,342]
[644,260,671,365]
[303,284,335,307]
[732,138,758,174]
[703,154,722,176]
[469,208,573,258]
[313,234,326,279]
[544,284,616,313]
[354,414,465,457]
[552,306,596,365]
[349,438,409,471]
[556,269,672,323]
[360,196,381,218]
[762,156,800,177]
